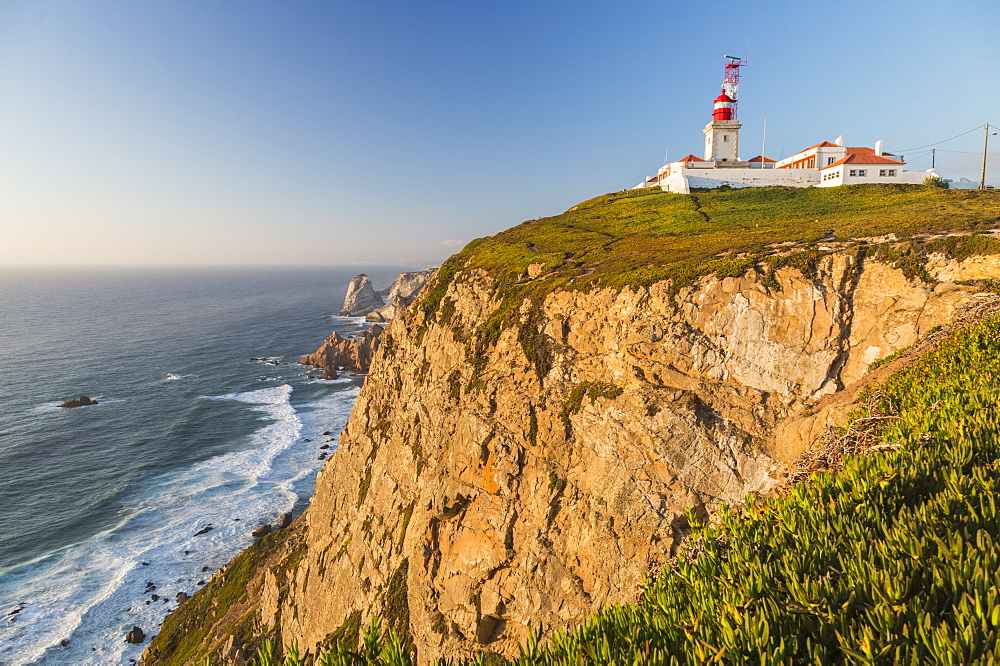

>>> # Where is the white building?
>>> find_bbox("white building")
[635,60,937,193]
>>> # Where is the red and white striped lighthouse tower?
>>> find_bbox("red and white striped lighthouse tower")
[703,56,747,163]
[712,90,735,121]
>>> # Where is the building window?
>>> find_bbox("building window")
[827,157,836,165]
[849,169,857,177]
[879,169,887,176]
[889,169,897,176]
[858,169,866,176]
[723,135,728,142]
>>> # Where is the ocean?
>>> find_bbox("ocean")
[0,265,412,665]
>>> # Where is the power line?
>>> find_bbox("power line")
[890,125,986,153]
[934,148,1000,157]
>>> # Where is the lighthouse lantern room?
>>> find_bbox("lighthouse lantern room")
[703,56,746,163]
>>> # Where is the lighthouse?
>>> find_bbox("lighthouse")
[703,57,746,163]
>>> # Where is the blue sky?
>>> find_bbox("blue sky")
[2,0,998,266]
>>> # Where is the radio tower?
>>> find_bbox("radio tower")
[721,55,747,120]
[704,55,747,163]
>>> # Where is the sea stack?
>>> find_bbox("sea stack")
[339,274,384,317]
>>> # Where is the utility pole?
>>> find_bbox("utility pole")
[982,123,997,190]
[760,112,767,169]
[932,148,935,169]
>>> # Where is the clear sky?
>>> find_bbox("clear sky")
[2,0,998,266]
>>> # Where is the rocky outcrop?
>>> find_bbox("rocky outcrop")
[339,275,384,317]
[299,325,384,378]
[58,396,97,408]
[367,269,437,322]
[148,246,1000,664]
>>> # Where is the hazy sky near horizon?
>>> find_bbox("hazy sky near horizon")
[2,0,998,266]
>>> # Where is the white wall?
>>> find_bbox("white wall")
[654,167,938,194]
[685,168,818,189]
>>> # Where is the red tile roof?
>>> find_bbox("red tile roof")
[747,155,776,163]
[799,141,841,153]
[820,148,905,170]
[674,154,707,162]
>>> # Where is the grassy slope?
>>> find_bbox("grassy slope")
[446,185,1000,294]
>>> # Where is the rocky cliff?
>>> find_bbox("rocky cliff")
[338,270,437,321]
[146,186,1000,664]
[340,274,384,317]
[299,325,384,379]
[367,270,437,323]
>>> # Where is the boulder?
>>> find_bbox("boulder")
[58,396,98,408]
[125,626,145,644]
[176,591,189,604]
[339,274,384,317]
[278,512,293,529]
[251,524,272,538]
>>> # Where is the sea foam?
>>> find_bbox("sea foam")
[0,383,358,665]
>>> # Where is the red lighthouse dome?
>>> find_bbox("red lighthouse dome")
[712,90,734,121]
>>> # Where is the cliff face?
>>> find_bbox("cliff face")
[146,187,1000,664]
[278,253,995,662]
[155,255,997,664]
[368,269,437,322]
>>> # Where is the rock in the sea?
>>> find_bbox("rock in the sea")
[58,396,98,408]
[251,524,271,538]
[194,525,213,536]
[339,274,384,317]
[299,325,384,377]
[278,512,293,529]
[125,626,145,644]
[176,591,189,604]
[367,269,437,322]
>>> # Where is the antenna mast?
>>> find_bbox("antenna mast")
[722,55,748,120]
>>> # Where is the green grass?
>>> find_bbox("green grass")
[219,311,1000,665]
[449,185,1000,294]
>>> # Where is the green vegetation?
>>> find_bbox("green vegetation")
[437,185,1000,296]
[216,312,1000,664]
[397,501,415,549]
[559,382,625,436]
[146,527,305,664]
[357,469,373,508]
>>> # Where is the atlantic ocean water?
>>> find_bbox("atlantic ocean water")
[0,265,413,665]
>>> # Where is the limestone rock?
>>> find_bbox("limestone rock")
[339,274,384,317]
[367,269,437,322]
[125,626,145,644]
